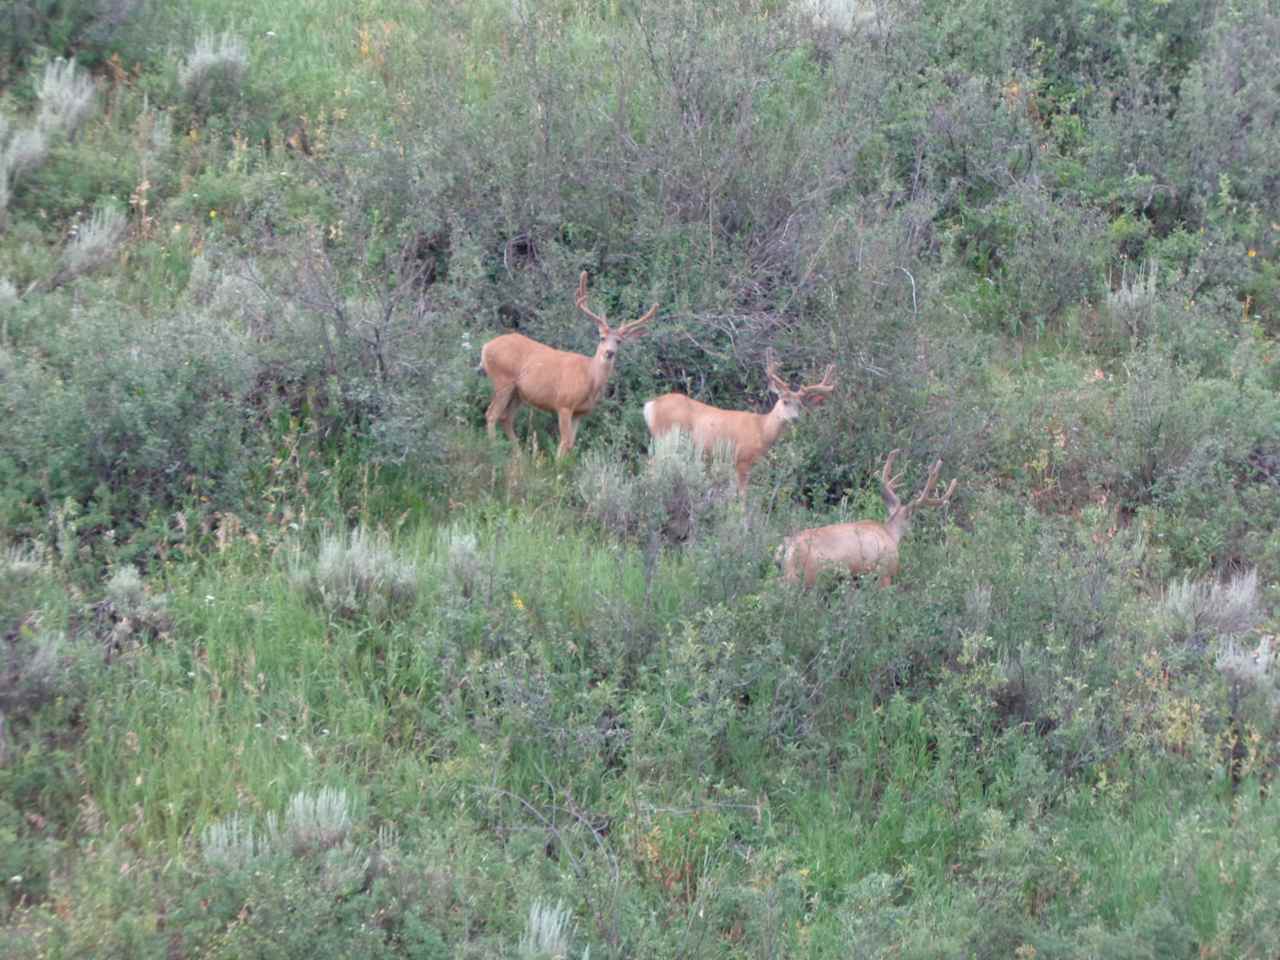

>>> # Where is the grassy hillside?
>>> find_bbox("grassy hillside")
[2,0,1279,956]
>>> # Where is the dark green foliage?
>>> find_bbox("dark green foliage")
[2,0,1280,957]
[1,0,142,81]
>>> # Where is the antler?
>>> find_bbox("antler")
[912,459,957,507]
[880,448,904,513]
[764,350,790,395]
[575,271,610,336]
[617,301,659,340]
[800,363,837,407]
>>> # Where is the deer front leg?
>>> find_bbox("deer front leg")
[556,409,577,457]
[874,553,899,588]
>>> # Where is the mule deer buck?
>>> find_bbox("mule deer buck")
[642,353,836,492]
[779,450,956,588]
[481,272,658,457]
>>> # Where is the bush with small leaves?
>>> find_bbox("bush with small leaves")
[178,31,249,112]
[436,523,490,601]
[55,205,127,285]
[0,298,263,561]
[2,1,142,82]
[202,787,354,867]
[577,431,736,544]
[35,59,97,138]
[1158,568,1261,653]
[291,527,419,621]
[0,628,83,732]
[518,899,577,960]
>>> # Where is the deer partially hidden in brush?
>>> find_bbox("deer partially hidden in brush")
[779,450,957,588]
[642,353,837,492]
[480,272,658,457]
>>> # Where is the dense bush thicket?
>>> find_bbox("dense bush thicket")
[1,0,1279,957]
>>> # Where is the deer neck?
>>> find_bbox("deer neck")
[587,350,615,399]
[760,402,794,448]
[883,508,912,546]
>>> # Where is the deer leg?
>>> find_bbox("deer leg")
[486,384,516,441]
[556,409,577,457]
[498,394,521,444]
[876,557,899,588]
[736,462,751,495]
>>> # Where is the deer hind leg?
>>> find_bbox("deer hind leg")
[497,394,522,444]
[486,383,518,441]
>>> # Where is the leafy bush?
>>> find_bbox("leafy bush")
[947,178,1108,337]
[1,0,141,81]
[0,298,263,564]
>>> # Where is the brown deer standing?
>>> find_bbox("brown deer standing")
[779,450,957,587]
[481,272,658,457]
[642,354,837,492]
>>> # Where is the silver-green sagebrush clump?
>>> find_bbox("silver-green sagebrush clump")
[291,526,419,620]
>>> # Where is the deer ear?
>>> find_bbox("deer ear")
[802,393,828,408]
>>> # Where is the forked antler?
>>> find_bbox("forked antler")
[575,271,657,340]
[912,459,958,507]
[617,302,658,340]
[880,448,905,512]
[800,364,837,406]
[765,350,790,395]
[576,271,610,336]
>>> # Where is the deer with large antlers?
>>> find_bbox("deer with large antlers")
[642,353,837,492]
[481,272,658,457]
[778,450,957,588]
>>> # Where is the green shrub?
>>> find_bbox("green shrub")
[1,0,142,82]
[947,179,1108,337]
[0,298,262,565]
